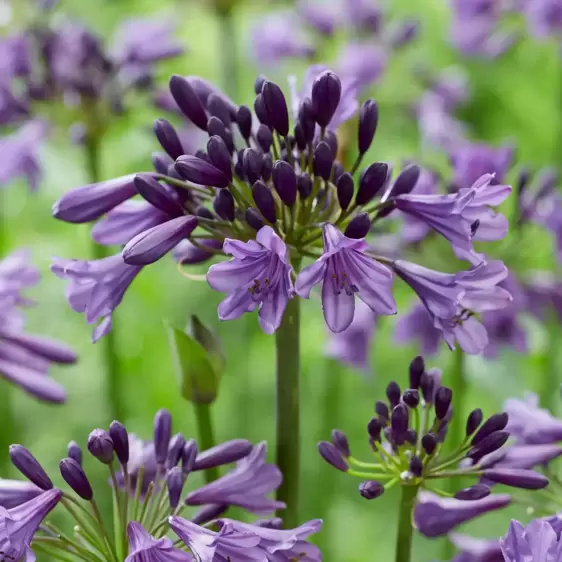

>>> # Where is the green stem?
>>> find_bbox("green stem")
[217,8,238,100]
[193,402,219,483]
[274,294,301,528]
[395,485,419,562]
[84,135,125,423]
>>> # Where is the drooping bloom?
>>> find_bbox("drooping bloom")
[501,519,562,561]
[296,224,396,333]
[449,534,503,562]
[207,226,293,335]
[393,303,442,355]
[125,521,192,562]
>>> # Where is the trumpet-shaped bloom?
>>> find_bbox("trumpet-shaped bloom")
[125,521,192,562]
[501,519,562,562]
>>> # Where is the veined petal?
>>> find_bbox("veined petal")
[454,317,489,355]
[207,255,270,293]
[223,238,265,259]
[460,287,512,312]
[217,289,258,321]
[258,281,291,335]
[322,259,355,333]
[256,226,289,263]
[295,260,327,298]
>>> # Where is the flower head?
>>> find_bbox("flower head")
[501,519,562,562]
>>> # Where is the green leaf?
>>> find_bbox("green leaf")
[188,315,226,379]
[166,323,221,404]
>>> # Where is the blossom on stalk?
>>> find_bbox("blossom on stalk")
[501,519,562,561]
[126,521,192,562]
[449,533,503,562]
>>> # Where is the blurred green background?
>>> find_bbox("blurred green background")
[1,0,561,560]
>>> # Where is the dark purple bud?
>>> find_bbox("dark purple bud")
[311,70,341,128]
[167,434,186,469]
[253,518,284,529]
[313,141,334,181]
[254,74,267,95]
[390,165,420,197]
[405,429,417,445]
[468,431,510,462]
[356,162,388,206]
[257,124,273,152]
[236,105,252,141]
[67,441,82,466]
[193,439,252,471]
[298,98,316,144]
[367,417,382,442]
[207,93,231,125]
[344,213,370,239]
[169,75,208,131]
[254,94,270,127]
[466,408,483,437]
[409,456,423,477]
[391,403,409,434]
[108,421,129,466]
[359,480,384,499]
[213,188,235,221]
[331,430,350,457]
[206,136,232,181]
[420,372,435,404]
[252,181,277,223]
[332,162,344,184]
[133,174,183,216]
[435,387,453,420]
[272,161,297,206]
[409,356,424,389]
[324,130,338,158]
[337,173,354,210]
[152,152,173,175]
[246,208,264,230]
[243,148,263,185]
[153,118,184,161]
[358,99,379,154]
[9,445,53,490]
[167,466,185,508]
[402,389,420,409]
[454,484,491,500]
[318,441,348,472]
[87,429,114,464]
[60,458,93,501]
[375,400,389,422]
[207,116,227,141]
[483,468,548,490]
[181,439,198,474]
[260,155,272,183]
[422,433,437,455]
[190,504,228,525]
[195,149,211,164]
[297,174,312,198]
[471,413,509,445]
[294,124,307,151]
[154,409,172,466]
[386,381,401,409]
[175,155,229,188]
[261,81,289,137]
[196,205,214,220]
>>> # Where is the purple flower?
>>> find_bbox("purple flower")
[125,521,192,562]
[414,491,511,537]
[0,488,62,561]
[501,519,562,561]
[393,303,442,355]
[0,481,41,510]
[481,443,562,471]
[295,224,396,333]
[504,393,562,445]
[449,534,503,562]
[325,299,376,369]
[51,254,142,342]
[206,226,293,335]
[186,442,284,515]
[336,42,388,88]
[525,0,562,38]
[173,238,223,266]
[298,0,341,35]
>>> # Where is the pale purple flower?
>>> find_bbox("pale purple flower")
[298,0,341,35]
[325,299,376,370]
[0,481,41,510]
[450,534,503,562]
[206,226,293,335]
[0,35,31,83]
[0,86,30,127]
[173,239,223,266]
[336,42,388,87]
[295,224,396,333]
[414,491,511,537]
[393,303,442,355]
[186,443,284,515]
[125,521,192,562]
[539,194,562,263]
[481,443,562,471]
[0,488,62,562]
[501,519,562,561]
[51,254,142,342]
[525,0,562,38]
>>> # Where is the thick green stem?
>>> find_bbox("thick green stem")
[274,295,301,528]
[395,485,419,562]
[84,137,125,423]
[217,8,238,100]
[193,402,219,483]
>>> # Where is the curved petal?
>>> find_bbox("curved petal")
[258,285,291,335]
[294,260,326,298]
[217,289,258,321]
[207,255,269,292]
[0,359,66,403]
[455,317,489,355]
[322,261,355,333]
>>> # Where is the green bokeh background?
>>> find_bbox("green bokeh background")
[1,0,561,560]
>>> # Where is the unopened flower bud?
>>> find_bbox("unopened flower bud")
[375,400,389,422]
[422,433,437,455]
[471,413,509,445]
[367,417,382,442]
[358,99,379,155]
[257,124,273,152]
[10,445,53,490]
[246,208,264,230]
[154,409,172,466]
[318,441,348,472]
[167,466,185,508]
[435,387,453,420]
[60,458,93,501]
[483,468,548,490]
[344,213,370,239]
[67,441,82,466]
[359,480,384,499]
[409,456,423,477]
[313,141,334,181]
[272,161,297,206]
[466,408,483,437]
[261,81,289,137]
[298,98,315,144]
[193,439,252,471]
[153,118,184,160]
[391,403,409,434]
[254,94,270,127]
[390,164,420,197]
[207,93,231,126]
[468,431,510,462]
[297,174,312,198]
[402,389,420,409]
[243,148,263,185]
[109,421,129,466]
[324,130,338,158]
[261,154,273,182]
[337,173,354,210]
[252,181,277,223]
[133,174,183,217]
[311,71,341,128]
[181,439,198,474]
[151,152,173,175]
[420,372,435,404]
[454,484,491,500]
[409,356,424,389]
[175,155,229,188]
[213,188,235,221]
[167,434,186,469]
[207,136,232,181]
[331,430,350,457]
[236,105,252,141]
[87,429,114,464]
[169,75,208,131]
[356,162,388,205]
[207,116,227,142]
[386,381,401,409]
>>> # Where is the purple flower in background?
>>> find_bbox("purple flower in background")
[325,299,376,370]
[414,491,511,537]
[449,534,503,562]
[125,521,192,562]
[207,226,293,335]
[336,42,388,87]
[501,519,562,561]
[393,303,442,355]
[51,254,142,342]
[186,443,284,514]
[481,443,562,471]
[296,224,396,333]
[525,0,562,38]
[0,488,62,562]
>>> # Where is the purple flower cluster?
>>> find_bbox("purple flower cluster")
[52,68,513,351]
[2,409,322,561]
[0,250,76,402]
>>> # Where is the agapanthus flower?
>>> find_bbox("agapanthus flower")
[524,0,562,39]
[501,518,562,561]
[449,533,504,562]
[0,250,77,402]
[1,409,306,561]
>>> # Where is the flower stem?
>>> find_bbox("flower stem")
[395,485,419,562]
[274,294,301,528]
[84,134,125,423]
[193,402,219,483]
[217,7,238,100]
